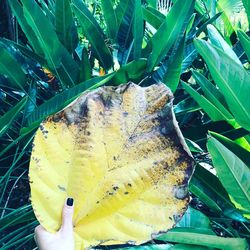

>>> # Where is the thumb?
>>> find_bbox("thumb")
[60,198,74,233]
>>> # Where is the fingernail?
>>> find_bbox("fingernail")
[66,198,74,206]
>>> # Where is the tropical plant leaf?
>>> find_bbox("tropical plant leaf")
[192,71,234,121]
[207,136,250,214]
[182,81,228,121]
[133,0,143,60]
[0,97,27,137]
[194,39,250,131]
[145,0,195,72]
[21,0,79,87]
[116,0,135,65]
[157,227,248,249]
[25,74,115,128]
[209,131,250,167]
[72,0,113,70]
[55,0,78,54]
[29,83,193,249]
[79,47,91,82]
[101,0,118,40]
[207,24,241,64]
[7,0,44,57]
[0,46,27,90]
[142,6,165,30]
[237,30,250,61]
[189,164,247,221]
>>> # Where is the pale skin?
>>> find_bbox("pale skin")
[34,198,75,250]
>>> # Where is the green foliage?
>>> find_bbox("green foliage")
[0,0,250,249]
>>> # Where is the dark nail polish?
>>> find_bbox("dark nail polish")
[67,198,74,206]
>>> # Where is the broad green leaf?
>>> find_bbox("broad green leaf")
[7,0,44,56]
[194,39,250,131]
[72,0,113,70]
[21,0,79,87]
[157,227,248,250]
[26,74,115,128]
[29,83,193,249]
[190,164,247,221]
[209,131,250,167]
[0,97,27,137]
[237,30,250,61]
[133,0,143,60]
[192,71,234,121]
[79,47,91,82]
[101,0,118,40]
[115,0,130,29]
[142,6,165,30]
[55,0,78,54]
[177,207,212,230]
[146,0,194,71]
[207,136,250,212]
[116,0,135,65]
[111,59,147,85]
[207,24,241,64]
[0,46,27,90]
[182,82,228,121]
[163,36,185,93]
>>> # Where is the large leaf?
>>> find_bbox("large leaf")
[29,83,193,249]
[145,0,195,72]
[207,136,250,213]
[0,46,27,90]
[72,0,113,70]
[55,0,78,54]
[157,227,248,249]
[21,0,79,87]
[194,39,250,131]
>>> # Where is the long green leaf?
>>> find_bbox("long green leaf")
[142,6,165,30]
[182,82,228,121]
[0,47,27,90]
[133,0,143,59]
[101,0,118,40]
[192,71,233,121]
[157,227,248,250]
[55,0,78,54]
[209,131,250,167]
[21,0,79,87]
[237,30,250,61]
[7,0,44,56]
[207,136,250,212]
[146,0,194,72]
[190,164,247,221]
[25,74,115,127]
[207,24,241,64]
[0,97,28,137]
[72,0,113,70]
[194,39,250,131]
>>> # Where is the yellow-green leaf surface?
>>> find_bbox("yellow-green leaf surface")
[29,83,194,249]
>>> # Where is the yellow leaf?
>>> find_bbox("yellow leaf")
[29,82,194,249]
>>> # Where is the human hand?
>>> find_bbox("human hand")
[34,198,75,250]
